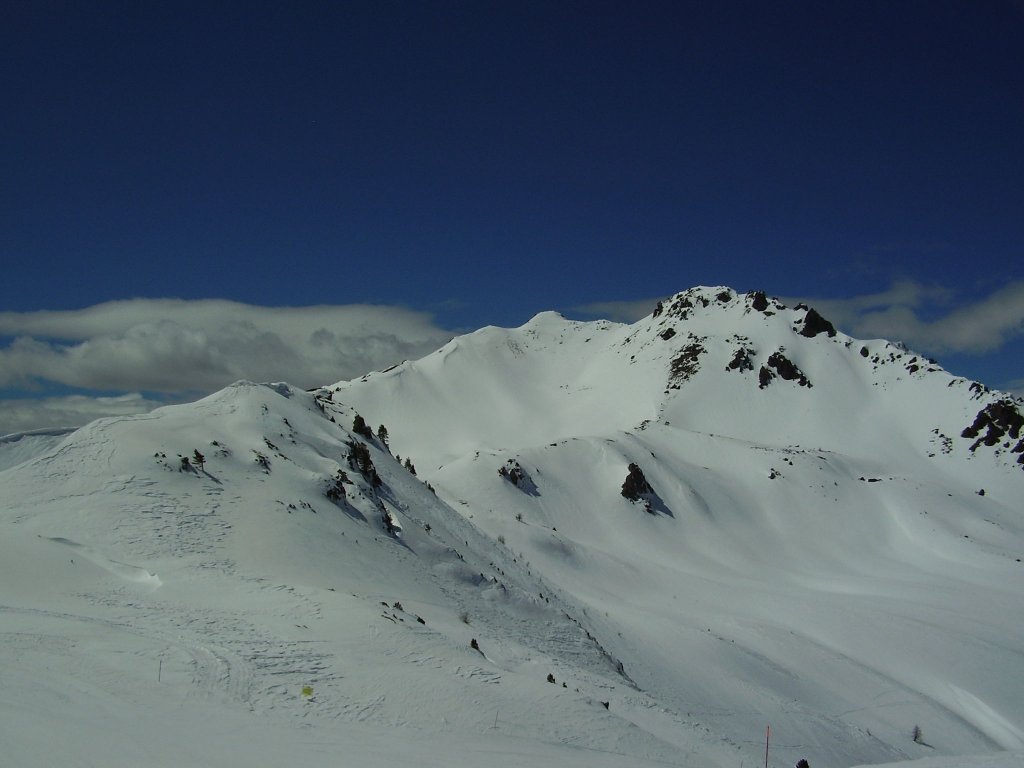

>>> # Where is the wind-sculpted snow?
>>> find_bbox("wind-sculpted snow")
[2,290,1023,767]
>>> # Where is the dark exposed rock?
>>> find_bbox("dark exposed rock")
[726,347,755,373]
[748,290,769,312]
[716,290,733,303]
[621,462,653,501]
[760,351,812,388]
[620,462,671,514]
[652,300,664,318]
[758,366,773,388]
[498,459,539,495]
[670,341,706,383]
[666,291,709,318]
[860,346,869,357]
[798,308,837,338]
[961,400,1024,454]
[659,327,677,341]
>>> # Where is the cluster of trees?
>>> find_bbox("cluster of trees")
[177,449,206,473]
[352,414,390,447]
[354,413,420,475]
[325,469,350,502]
[348,441,382,488]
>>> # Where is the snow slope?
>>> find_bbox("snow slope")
[2,286,1022,767]
[0,383,681,767]
[332,287,1024,763]
[0,427,77,471]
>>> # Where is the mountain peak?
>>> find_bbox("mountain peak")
[523,309,568,326]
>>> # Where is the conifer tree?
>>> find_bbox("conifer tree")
[352,413,372,439]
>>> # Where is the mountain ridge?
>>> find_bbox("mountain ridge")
[333,285,1022,479]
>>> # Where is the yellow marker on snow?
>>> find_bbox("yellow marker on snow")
[302,685,314,698]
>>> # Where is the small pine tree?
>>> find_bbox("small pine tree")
[192,449,205,470]
[376,424,389,448]
[403,457,417,475]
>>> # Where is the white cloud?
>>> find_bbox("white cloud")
[0,299,455,434]
[0,299,453,393]
[0,392,165,436]
[798,281,1024,355]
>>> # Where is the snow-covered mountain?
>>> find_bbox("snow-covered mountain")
[2,286,1022,768]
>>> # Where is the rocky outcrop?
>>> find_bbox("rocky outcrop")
[499,459,540,494]
[759,351,812,389]
[621,463,653,501]
[669,340,707,385]
[797,307,837,338]
[962,400,1024,464]
[726,346,755,373]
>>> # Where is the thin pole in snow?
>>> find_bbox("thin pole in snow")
[765,725,770,768]
[158,658,163,683]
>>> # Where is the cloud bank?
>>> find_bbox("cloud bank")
[0,299,453,433]
[0,393,165,437]
[798,281,1024,356]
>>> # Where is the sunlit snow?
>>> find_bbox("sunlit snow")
[2,287,1021,767]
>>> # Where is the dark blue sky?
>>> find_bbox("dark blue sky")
[3,0,1024,405]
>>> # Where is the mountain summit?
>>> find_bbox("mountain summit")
[2,286,1022,767]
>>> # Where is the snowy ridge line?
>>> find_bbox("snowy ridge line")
[0,426,78,443]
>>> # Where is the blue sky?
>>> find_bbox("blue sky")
[2,1,1023,433]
